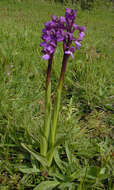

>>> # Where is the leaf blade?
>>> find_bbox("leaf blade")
[21,143,48,167]
[34,181,60,190]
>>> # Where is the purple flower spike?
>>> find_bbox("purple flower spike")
[40,8,86,60]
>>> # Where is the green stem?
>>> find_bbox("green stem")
[48,53,70,165]
[40,56,53,157]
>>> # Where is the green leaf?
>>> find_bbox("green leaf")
[34,181,60,190]
[21,143,48,167]
[99,167,106,175]
[54,149,66,173]
[47,136,66,167]
[49,169,66,181]
[55,135,66,147]
[47,146,55,159]
[77,184,83,190]
[87,166,100,179]
[71,168,87,181]
[65,141,72,164]
[59,182,72,189]
[19,166,40,174]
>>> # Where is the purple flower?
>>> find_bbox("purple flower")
[52,15,57,21]
[42,54,50,60]
[40,8,86,60]
[65,8,77,22]
[59,16,66,23]
[74,41,81,49]
[79,32,85,41]
[56,30,64,42]
[77,26,86,32]
[65,47,75,58]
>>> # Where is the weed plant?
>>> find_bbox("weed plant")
[0,0,114,189]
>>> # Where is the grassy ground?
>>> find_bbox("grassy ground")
[0,0,114,189]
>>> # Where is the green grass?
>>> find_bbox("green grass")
[0,0,114,189]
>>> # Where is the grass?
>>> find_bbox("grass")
[0,0,114,189]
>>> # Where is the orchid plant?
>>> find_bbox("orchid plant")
[40,8,86,167]
[22,8,85,172]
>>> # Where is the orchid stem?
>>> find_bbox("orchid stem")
[48,53,69,165]
[40,55,53,157]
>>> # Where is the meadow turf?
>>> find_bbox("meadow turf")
[0,0,114,189]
